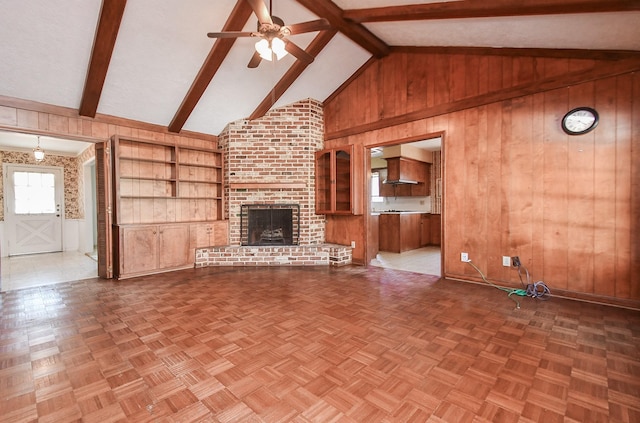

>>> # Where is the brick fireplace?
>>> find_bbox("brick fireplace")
[240,204,300,246]
[195,99,352,267]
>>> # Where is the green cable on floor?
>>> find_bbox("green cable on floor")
[465,260,526,309]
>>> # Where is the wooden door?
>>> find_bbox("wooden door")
[212,221,229,245]
[96,141,113,278]
[315,150,333,213]
[4,164,64,255]
[158,224,190,268]
[120,225,158,275]
[421,214,431,246]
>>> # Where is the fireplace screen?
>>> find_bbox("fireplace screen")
[240,204,300,246]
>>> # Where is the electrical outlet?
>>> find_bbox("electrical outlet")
[461,252,469,262]
[502,256,511,267]
[512,256,520,267]
[351,241,356,248]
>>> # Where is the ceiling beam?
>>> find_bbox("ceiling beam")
[79,0,127,118]
[294,0,389,58]
[249,29,338,120]
[343,0,640,22]
[168,0,253,133]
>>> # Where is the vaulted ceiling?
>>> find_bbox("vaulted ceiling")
[1,0,639,148]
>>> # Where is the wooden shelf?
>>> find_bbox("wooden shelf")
[315,146,362,215]
[120,157,176,165]
[112,136,228,280]
[179,163,222,169]
[121,176,176,182]
[179,179,219,183]
[113,136,225,225]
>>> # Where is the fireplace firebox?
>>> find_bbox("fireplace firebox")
[240,204,300,246]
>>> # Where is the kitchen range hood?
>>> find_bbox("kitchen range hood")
[382,178,418,185]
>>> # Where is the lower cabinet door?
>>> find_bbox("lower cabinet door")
[120,225,158,275]
[212,221,229,245]
[158,224,191,269]
[119,224,192,278]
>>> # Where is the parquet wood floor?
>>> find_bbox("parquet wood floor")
[1,266,638,422]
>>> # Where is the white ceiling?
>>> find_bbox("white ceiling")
[0,131,94,156]
[0,1,638,154]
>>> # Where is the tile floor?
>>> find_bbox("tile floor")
[370,246,441,276]
[0,251,98,292]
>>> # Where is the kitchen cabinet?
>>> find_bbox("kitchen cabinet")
[421,214,431,247]
[430,214,441,246]
[379,213,422,253]
[420,213,441,246]
[116,223,191,278]
[315,146,363,215]
[381,157,430,197]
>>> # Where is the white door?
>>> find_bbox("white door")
[4,164,64,256]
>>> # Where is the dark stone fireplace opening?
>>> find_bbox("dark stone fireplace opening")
[240,204,300,246]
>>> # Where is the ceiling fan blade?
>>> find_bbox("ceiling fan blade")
[284,40,314,64]
[207,31,255,38]
[247,51,262,68]
[286,19,330,35]
[246,0,272,24]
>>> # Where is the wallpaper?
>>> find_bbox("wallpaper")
[0,144,95,221]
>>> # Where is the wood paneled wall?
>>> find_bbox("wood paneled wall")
[324,51,640,306]
[0,96,218,150]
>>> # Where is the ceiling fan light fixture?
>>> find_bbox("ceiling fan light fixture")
[271,37,288,60]
[33,136,45,162]
[255,38,273,61]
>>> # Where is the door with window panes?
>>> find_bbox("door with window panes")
[4,164,63,255]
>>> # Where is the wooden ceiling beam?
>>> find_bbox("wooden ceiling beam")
[294,0,389,58]
[343,0,640,23]
[249,29,338,121]
[168,0,253,133]
[79,0,127,118]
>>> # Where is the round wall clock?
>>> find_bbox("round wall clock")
[561,107,599,135]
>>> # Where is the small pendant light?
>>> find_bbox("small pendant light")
[33,136,45,162]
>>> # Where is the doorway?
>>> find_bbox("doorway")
[0,131,99,291]
[4,164,63,256]
[367,135,443,277]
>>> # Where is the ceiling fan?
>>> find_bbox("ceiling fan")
[207,0,330,68]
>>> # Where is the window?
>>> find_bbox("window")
[371,171,383,203]
[13,171,56,214]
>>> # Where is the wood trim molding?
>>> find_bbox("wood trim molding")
[249,30,338,120]
[445,276,640,311]
[343,0,640,22]
[0,124,102,143]
[0,95,219,142]
[325,58,640,140]
[390,46,640,61]
[168,0,253,133]
[79,0,127,118]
